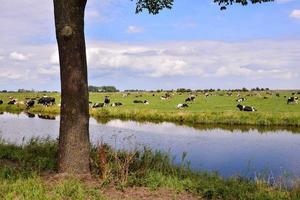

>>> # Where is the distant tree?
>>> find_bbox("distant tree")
[242,87,248,92]
[88,85,119,92]
[53,0,274,175]
[177,88,192,93]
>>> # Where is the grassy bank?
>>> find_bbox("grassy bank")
[1,139,300,199]
[0,91,300,126]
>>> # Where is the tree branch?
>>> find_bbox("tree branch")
[133,0,274,14]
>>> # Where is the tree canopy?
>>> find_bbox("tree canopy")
[133,0,274,14]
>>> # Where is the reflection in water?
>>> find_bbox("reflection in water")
[37,114,56,120]
[25,112,35,118]
[93,117,300,134]
[1,112,300,182]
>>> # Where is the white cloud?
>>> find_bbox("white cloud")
[126,26,144,34]
[82,40,300,80]
[50,51,59,65]
[0,39,299,89]
[9,52,28,61]
[290,10,300,19]
[37,66,59,76]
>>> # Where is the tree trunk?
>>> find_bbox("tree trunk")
[53,0,90,174]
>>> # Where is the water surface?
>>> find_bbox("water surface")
[1,112,300,181]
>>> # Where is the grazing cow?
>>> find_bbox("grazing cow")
[236,97,246,103]
[287,97,298,104]
[160,94,171,100]
[204,93,210,98]
[38,114,56,120]
[8,99,17,105]
[0,100,3,105]
[38,96,55,106]
[177,103,189,109]
[297,92,300,95]
[237,104,256,112]
[26,100,35,108]
[263,96,268,99]
[92,103,104,108]
[185,95,196,102]
[111,102,123,107]
[152,94,155,96]
[276,93,280,97]
[144,100,149,105]
[133,100,143,103]
[185,97,192,102]
[104,96,110,105]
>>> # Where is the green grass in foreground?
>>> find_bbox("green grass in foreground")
[1,139,300,199]
[0,91,300,126]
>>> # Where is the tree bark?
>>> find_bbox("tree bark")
[53,0,90,174]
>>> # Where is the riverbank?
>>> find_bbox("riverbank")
[1,104,300,127]
[1,139,300,199]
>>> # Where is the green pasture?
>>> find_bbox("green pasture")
[0,91,299,126]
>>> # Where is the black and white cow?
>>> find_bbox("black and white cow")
[177,103,189,109]
[8,99,17,105]
[104,96,110,105]
[26,100,35,108]
[287,96,298,104]
[0,100,3,105]
[38,96,55,106]
[185,95,196,102]
[237,104,256,112]
[92,103,104,108]
[144,100,149,105]
[204,93,210,98]
[111,102,123,107]
[236,97,246,103]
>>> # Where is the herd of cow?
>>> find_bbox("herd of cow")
[0,96,56,108]
[0,92,298,112]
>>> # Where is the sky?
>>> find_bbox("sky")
[0,0,300,91]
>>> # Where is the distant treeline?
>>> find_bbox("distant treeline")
[0,89,58,93]
[0,87,287,93]
[88,85,119,92]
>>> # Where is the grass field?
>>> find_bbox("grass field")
[0,90,299,126]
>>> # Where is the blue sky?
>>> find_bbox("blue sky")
[0,0,300,91]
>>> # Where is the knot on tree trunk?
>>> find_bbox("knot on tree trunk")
[60,25,74,38]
